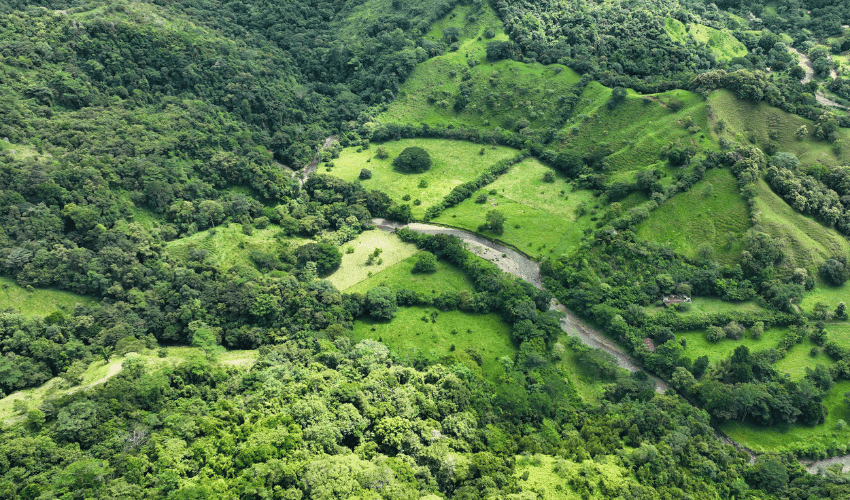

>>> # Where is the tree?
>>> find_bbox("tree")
[706,326,726,343]
[393,147,432,173]
[412,251,437,273]
[484,209,505,235]
[295,242,342,276]
[359,169,372,180]
[820,258,846,286]
[365,286,397,320]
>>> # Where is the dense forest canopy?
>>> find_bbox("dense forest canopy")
[0,0,849,498]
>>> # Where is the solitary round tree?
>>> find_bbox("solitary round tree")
[393,147,432,173]
[295,242,342,277]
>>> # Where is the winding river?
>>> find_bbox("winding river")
[372,218,850,473]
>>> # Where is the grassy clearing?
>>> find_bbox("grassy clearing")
[515,454,636,500]
[752,178,850,270]
[678,327,786,365]
[709,89,850,166]
[722,380,850,454]
[560,86,714,174]
[774,336,834,379]
[352,306,513,382]
[346,252,474,295]
[433,158,597,258]
[165,222,309,273]
[326,230,420,291]
[379,3,582,130]
[665,18,747,61]
[637,168,750,263]
[330,138,518,218]
[646,297,766,317]
[0,346,257,425]
[800,281,850,313]
[555,335,606,405]
[0,277,95,316]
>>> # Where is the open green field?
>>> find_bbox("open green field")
[679,324,834,379]
[326,230,420,291]
[515,454,638,500]
[0,277,95,316]
[352,306,513,382]
[709,90,850,166]
[559,86,714,174]
[753,178,850,270]
[331,138,518,218]
[800,281,850,313]
[637,168,751,263]
[646,297,765,318]
[433,158,597,258]
[678,326,786,366]
[379,3,583,130]
[823,322,850,345]
[665,18,747,61]
[165,222,309,273]
[346,252,474,295]
[722,380,850,454]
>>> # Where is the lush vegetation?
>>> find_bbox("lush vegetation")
[2,0,850,497]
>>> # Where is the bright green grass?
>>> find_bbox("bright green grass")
[665,18,747,61]
[0,277,95,316]
[352,306,513,382]
[637,168,751,263]
[433,158,597,258]
[516,454,638,500]
[823,322,850,345]
[0,346,256,425]
[800,280,850,313]
[646,297,766,317]
[752,178,850,270]
[678,327,786,365]
[379,4,582,130]
[346,252,474,294]
[556,335,606,404]
[326,230,420,291]
[722,380,850,454]
[774,336,834,379]
[165,223,309,273]
[560,86,715,173]
[709,89,850,166]
[331,138,518,218]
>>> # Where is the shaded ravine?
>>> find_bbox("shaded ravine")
[298,135,338,185]
[789,47,846,109]
[373,219,669,393]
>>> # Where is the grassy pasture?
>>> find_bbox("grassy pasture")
[678,327,786,366]
[326,230,420,291]
[560,86,714,174]
[379,3,583,130]
[330,138,518,218]
[352,306,514,382]
[637,168,750,263]
[433,157,597,258]
[752,178,850,270]
[646,297,766,318]
[708,89,850,166]
[0,277,95,316]
[665,18,747,61]
[345,252,474,295]
[800,281,850,314]
[165,222,310,273]
[722,380,850,454]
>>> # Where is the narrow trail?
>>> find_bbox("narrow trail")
[298,135,338,186]
[373,219,668,393]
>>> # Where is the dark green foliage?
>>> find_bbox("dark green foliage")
[392,146,432,173]
[820,258,847,286]
[295,242,342,276]
[359,168,373,180]
[412,251,437,273]
[365,286,398,319]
